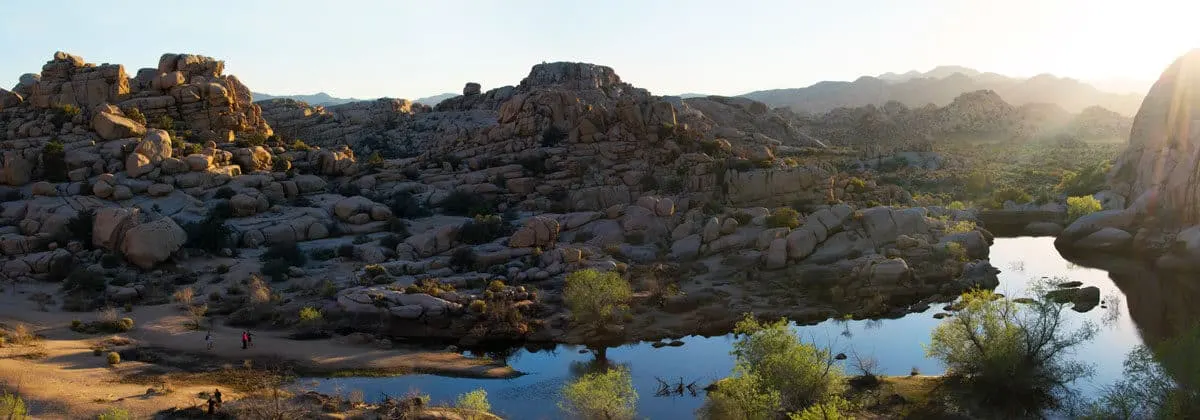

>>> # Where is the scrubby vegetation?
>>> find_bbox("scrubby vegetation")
[927,288,1096,416]
[700,315,846,419]
[564,269,632,357]
[1067,195,1102,223]
[560,367,637,420]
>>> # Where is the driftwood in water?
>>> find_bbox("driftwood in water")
[654,376,699,397]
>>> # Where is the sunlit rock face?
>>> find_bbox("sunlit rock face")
[1107,49,1200,225]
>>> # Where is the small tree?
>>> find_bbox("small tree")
[926,288,1096,415]
[455,388,491,413]
[559,367,638,420]
[706,315,845,414]
[563,269,632,360]
[0,391,27,419]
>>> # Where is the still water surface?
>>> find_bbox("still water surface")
[305,237,1145,419]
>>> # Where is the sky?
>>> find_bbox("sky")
[1,0,1198,99]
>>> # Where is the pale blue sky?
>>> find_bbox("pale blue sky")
[2,0,1197,99]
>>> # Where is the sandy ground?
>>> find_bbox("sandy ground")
[0,282,516,419]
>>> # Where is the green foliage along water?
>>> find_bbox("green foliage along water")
[893,141,1122,209]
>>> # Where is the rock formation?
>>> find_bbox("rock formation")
[0,52,1001,347]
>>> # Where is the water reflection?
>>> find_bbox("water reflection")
[304,237,1154,419]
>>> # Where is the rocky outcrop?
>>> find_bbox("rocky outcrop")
[120,215,187,269]
[1106,49,1200,226]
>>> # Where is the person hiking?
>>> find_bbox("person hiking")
[207,397,216,415]
[246,330,254,348]
[204,331,213,351]
[214,388,222,405]
[241,331,248,349]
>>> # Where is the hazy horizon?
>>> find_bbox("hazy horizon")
[2,0,1195,99]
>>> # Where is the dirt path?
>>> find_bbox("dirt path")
[0,283,516,418]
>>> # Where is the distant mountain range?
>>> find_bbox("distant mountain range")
[251,92,460,107]
[741,66,1147,116]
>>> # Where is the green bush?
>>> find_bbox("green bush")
[298,306,322,323]
[41,139,68,182]
[388,192,432,219]
[441,190,492,217]
[846,177,868,193]
[559,367,637,420]
[0,391,27,419]
[260,258,291,283]
[541,125,567,147]
[183,214,235,254]
[97,407,133,420]
[766,207,801,229]
[51,104,81,127]
[118,318,134,331]
[1066,195,1102,223]
[714,315,845,412]
[927,289,1096,415]
[989,187,1033,209]
[106,351,121,365]
[468,299,487,314]
[459,214,508,245]
[63,209,95,247]
[455,388,491,413]
[450,248,477,270]
[261,242,306,267]
[564,269,632,336]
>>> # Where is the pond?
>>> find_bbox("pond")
[302,237,1148,419]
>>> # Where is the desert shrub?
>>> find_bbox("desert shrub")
[61,268,106,295]
[459,214,508,245]
[289,139,311,151]
[541,125,567,147]
[450,248,477,270]
[943,219,976,235]
[766,207,801,229]
[182,142,203,156]
[732,211,754,226]
[487,279,506,293]
[701,315,845,415]
[62,209,95,247]
[261,242,306,267]
[441,190,491,217]
[106,351,121,365]
[388,191,432,219]
[0,391,27,419]
[184,215,235,254]
[260,259,291,283]
[989,186,1033,209]
[97,407,133,420]
[789,396,857,420]
[469,299,487,314]
[564,269,632,339]
[236,133,267,148]
[698,372,781,420]
[846,177,868,193]
[639,173,658,191]
[152,114,174,130]
[272,156,291,172]
[455,388,491,413]
[927,289,1096,416]
[517,155,551,175]
[947,201,968,210]
[1056,160,1112,196]
[298,306,322,324]
[1066,195,1102,224]
[559,367,637,420]
[51,104,81,127]
[310,248,336,261]
[41,139,68,182]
